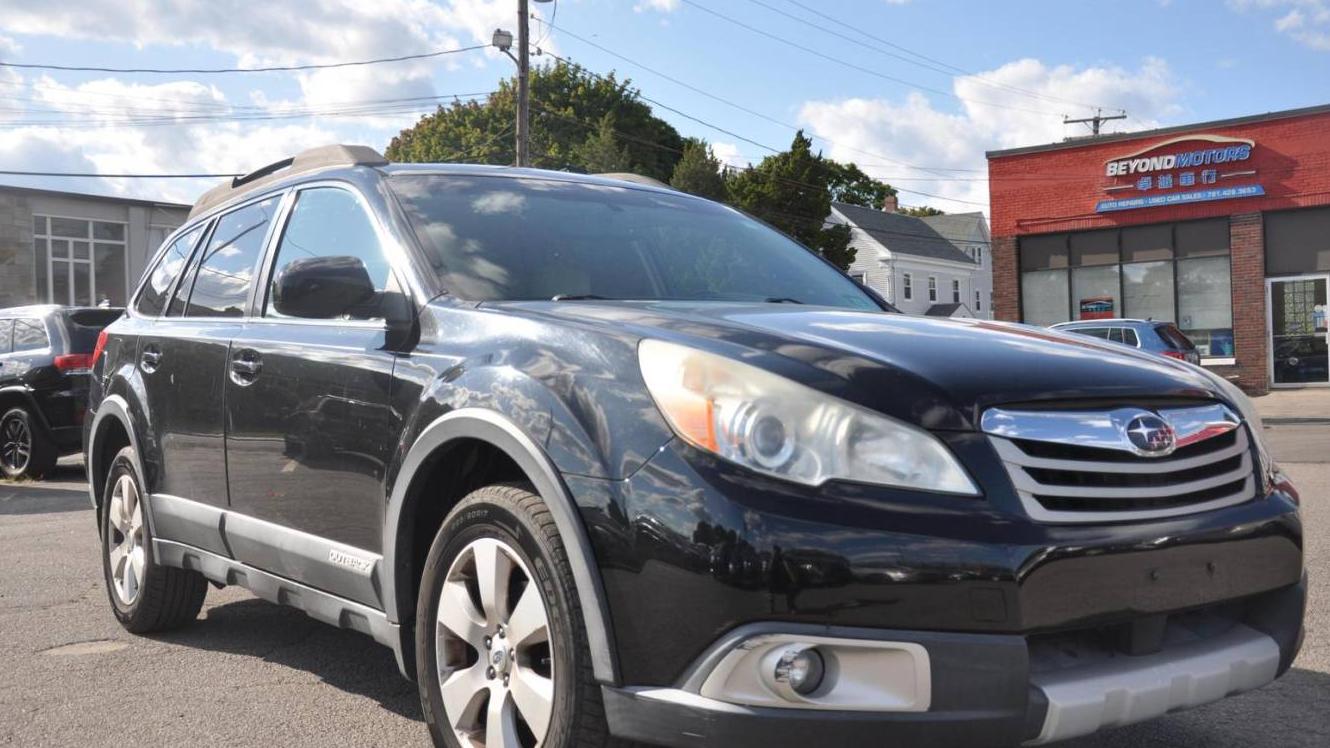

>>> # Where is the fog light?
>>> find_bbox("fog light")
[773,646,824,697]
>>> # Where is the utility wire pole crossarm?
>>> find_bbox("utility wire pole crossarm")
[1064,108,1128,136]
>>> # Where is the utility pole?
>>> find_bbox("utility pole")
[493,0,552,167]
[516,0,531,167]
[1064,108,1127,136]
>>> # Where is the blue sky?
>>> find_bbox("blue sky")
[0,0,1325,211]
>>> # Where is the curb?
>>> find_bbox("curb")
[1262,417,1330,426]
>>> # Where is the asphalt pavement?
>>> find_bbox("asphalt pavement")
[1,433,1328,747]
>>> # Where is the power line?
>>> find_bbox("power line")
[773,0,1118,114]
[542,21,972,179]
[0,44,488,74]
[537,52,985,206]
[677,0,1066,118]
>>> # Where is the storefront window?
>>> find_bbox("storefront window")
[1123,261,1174,321]
[1018,218,1232,360]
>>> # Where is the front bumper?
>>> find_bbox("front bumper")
[602,577,1305,747]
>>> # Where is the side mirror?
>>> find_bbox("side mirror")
[272,255,377,319]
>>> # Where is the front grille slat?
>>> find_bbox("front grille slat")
[983,403,1258,524]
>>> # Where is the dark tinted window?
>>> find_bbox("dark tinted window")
[1021,234,1068,271]
[136,224,204,317]
[391,175,880,309]
[266,188,392,319]
[64,309,122,352]
[1070,327,1109,339]
[186,196,280,317]
[1266,208,1330,274]
[0,320,11,354]
[12,318,48,352]
[1156,324,1195,350]
[1122,327,1139,346]
[1108,327,1125,344]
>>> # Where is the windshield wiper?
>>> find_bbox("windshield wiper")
[551,293,614,301]
[764,297,804,304]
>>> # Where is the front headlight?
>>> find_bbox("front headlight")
[638,339,978,495]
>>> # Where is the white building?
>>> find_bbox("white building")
[0,185,188,309]
[830,198,993,319]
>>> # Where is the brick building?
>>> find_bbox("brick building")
[0,185,188,309]
[988,103,1330,394]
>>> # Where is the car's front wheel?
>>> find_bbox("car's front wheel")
[101,446,208,632]
[417,484,615,748]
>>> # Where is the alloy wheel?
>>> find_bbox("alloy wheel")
[0,414,31,474]
[107,474,146,606]
[436,537,554,748]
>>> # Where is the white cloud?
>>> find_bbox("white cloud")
[1229,0,1330,50]
[635,0,681,12]
[709,141,748,169]
[797,57,1182,212]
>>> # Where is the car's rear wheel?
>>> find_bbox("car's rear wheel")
[0,407,56,479]
[101,446,208,632]
[417,484,616,748]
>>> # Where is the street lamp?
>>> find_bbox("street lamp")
[491,0,554,168]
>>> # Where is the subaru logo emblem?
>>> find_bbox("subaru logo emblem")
[1125,414,1175,456]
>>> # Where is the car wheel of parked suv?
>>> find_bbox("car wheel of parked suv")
[0,407,56,479]
[100,446,208,633]
[417,484,611,748]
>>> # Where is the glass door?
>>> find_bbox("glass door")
[1268,275,1330,386]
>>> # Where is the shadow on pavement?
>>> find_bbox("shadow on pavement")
[154,597,422,722]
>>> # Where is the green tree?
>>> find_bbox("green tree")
[900,205,946,217]
[579,113,633,173]
[826,160,896,209]
[386,61,683,181]
[726,131,855,269]
[669,137,728,201]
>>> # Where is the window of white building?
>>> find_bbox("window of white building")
[928,276,937,302]
[952,279,961,303]
[33,216,129,306]
[903,273,913,300]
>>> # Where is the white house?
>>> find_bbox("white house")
[830,198,993,319]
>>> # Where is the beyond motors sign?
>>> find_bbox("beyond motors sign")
[1096,134,1264,213]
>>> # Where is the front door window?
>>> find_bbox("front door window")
[1269,275,1329,385]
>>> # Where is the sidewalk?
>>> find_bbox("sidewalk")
[1252,388,1330,424]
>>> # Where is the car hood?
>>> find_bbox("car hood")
[493,301,1229,431]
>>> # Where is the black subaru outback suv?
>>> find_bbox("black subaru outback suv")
[0,304,120,479]
[85,145,1304,748]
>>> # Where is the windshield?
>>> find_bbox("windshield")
[390,174,881,310]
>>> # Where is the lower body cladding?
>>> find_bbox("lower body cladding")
[603,579,1305,747]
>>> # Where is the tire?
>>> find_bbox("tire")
[0,406,56,479]
[100,446,208,633]
[417,483,617,748]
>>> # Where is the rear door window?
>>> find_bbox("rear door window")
[12,318,49,352]
[1122,327,1139,347]
[185,196,281,317]
[136,224,204,317]
[1070,327,1109,339]
[1156,324,1194,350]
[1108,327,1125,344]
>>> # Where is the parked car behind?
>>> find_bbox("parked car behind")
[85,145,1302,748]
[0,305,122,478]
[1052,318,1202,364]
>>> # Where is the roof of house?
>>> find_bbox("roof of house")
[0,182,190,210]
[925,302,971,317]
[831,202,978,264]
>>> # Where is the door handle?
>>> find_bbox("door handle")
[140,346,162,373]
[230,350,262,385]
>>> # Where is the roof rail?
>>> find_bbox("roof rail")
[188,144,388,220]
[594,172,673,189]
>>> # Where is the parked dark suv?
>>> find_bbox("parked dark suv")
[85,146,1304,748]
[0,304,121,478]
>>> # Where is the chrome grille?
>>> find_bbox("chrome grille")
[982,403,1256,523]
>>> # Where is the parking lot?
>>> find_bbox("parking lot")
[2,430,1327,747]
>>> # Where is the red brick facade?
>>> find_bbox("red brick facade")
[988,105,1330,395]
